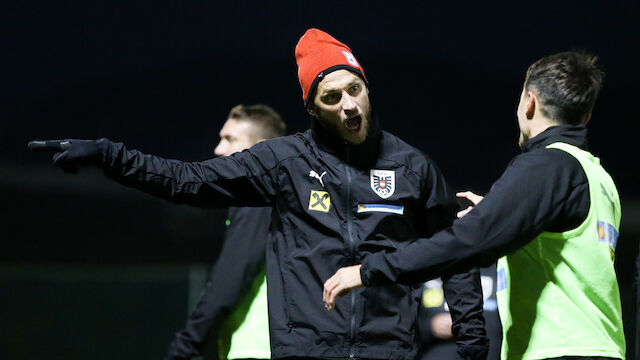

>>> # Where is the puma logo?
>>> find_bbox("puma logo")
[309,170,327,187]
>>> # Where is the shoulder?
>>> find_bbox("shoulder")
[510,146,584,176]
[252,132,310,155]
[245,131,314,166]
[498,147,588,193]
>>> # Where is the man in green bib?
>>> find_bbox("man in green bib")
[324,52,625,360]
[165,104,285,360]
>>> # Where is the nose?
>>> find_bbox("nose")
[214,142,226,157]
[342,93,357,114]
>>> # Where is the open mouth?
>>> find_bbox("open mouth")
[345,115,362,133]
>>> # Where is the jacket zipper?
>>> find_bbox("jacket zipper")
[345,148,356,358]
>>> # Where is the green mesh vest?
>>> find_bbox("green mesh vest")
[496,142,625,360]
[218,272,270,359]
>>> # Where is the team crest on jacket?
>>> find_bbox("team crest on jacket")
[370,169,395,199]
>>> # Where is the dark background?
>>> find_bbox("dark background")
[2,2,639,359]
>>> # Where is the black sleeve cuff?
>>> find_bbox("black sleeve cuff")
[456,344,489,360]
[360,262,372,287]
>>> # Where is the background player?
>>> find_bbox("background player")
[165,104,285,360]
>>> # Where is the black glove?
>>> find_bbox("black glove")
[28,138,111,173]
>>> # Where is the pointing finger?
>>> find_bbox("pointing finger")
[28,140,71,151]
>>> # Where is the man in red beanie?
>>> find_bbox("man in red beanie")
[29,28,488,359]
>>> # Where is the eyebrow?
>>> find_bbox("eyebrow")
[319,80,361,95]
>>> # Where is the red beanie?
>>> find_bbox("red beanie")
[295,28,367,105]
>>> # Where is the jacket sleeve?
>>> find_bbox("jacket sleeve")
[361,149,589,286]
[420,159,489,360]
[443,270,489,360]
[164,207,271,360]
[100,139,282,207]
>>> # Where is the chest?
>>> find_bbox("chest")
[276,155,425,238]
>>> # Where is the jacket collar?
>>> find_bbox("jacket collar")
[521,124,589,153]
[310,111,381,169]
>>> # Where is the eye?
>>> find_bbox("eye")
[348,84,361,96]
[321,92,341,105]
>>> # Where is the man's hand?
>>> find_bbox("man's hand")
[456,191,484,218]
[28,139,108,173]
[323,264,363,310]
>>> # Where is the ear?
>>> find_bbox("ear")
[583,113,592,125]
[525,91,536,119]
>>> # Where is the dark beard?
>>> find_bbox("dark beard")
[311,109,381,169]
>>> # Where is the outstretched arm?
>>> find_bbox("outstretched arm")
[323,192,484,307]
[324,149,589,298]
[360,150,587,287]
[29,138,281,207]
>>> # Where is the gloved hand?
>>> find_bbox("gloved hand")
[28,138,111,173]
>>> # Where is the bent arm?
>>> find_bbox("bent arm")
[421,159,488,359]
[443,270,489,359]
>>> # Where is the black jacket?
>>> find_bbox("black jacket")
[360,125,592,286]
[98,118,488,360]
[165,206,271,360]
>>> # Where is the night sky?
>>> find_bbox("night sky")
[2,2,639,359]
[3,2,639,258]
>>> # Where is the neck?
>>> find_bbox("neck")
[527,115,563,140]
[520,124,589,153]
[530,122,555,140]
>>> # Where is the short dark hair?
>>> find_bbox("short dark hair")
[525,51,604,125]
[228,104,286,139]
